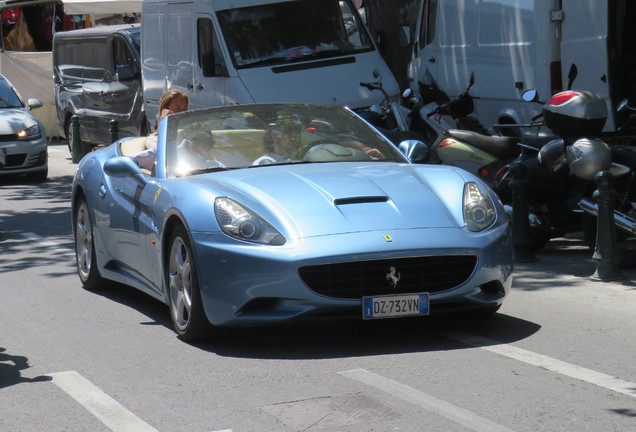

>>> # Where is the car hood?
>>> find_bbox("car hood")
[0,108,36,134]
[189,163,469,238]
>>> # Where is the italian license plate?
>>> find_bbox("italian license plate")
[362,293,429,320]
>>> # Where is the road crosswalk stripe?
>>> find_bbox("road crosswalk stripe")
[339,368,515,432]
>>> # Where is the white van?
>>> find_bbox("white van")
[141,0,400,129]
[408,0,636,138]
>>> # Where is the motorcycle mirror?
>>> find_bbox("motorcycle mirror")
[522,89,539,103]
[617,99,630,112]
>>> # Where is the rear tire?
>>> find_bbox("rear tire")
[74,197,106,290]
[166,225,212,342]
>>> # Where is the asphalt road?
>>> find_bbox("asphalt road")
[1,141,635,432]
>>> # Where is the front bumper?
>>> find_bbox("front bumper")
[190,222,513,327]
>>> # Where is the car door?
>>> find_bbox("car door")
[96,174,159,289]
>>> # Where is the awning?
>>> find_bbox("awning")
[62,0,140,14]
[0,0,141,14]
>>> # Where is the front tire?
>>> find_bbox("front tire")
[74,198,105,290]
[166,225,212,342]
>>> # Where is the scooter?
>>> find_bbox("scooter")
[405,70,551,186]
[494,87,624,250]
[577,97,636,247]
[358,69,430,162]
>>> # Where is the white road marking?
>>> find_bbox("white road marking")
[444,332,636,399]
[47,371,158,432]
[339,368,515,432]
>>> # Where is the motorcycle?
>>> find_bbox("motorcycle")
[577,97,636,248]
[494,87,626,250]
[358,69,430,162]
[405,70,552,187]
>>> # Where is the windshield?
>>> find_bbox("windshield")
[217,0,373,68]
[164,104,406,177]
[0,77,24,109]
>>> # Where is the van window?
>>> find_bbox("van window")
[197,17,224,77]
[55,38,109,80]
[419,0,438,47]
[113,36,138,78]
[216,0,373,69]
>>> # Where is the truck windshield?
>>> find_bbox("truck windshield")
[217,0,373,69]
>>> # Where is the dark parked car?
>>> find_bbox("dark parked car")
[53,24,146,154]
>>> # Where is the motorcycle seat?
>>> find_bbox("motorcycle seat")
[446,129,520,159]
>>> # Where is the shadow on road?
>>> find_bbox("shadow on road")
[0,347,52,389]
[84,279,542,360]
[191,312,541,360]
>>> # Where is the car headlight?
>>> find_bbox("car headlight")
[214,197,286,245]
[17,124,42,141]
[463,182,496,232]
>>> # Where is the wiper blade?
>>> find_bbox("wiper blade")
[185,166,234,175]
[248,160,315,168]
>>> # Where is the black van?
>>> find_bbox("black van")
[53,24,146,151]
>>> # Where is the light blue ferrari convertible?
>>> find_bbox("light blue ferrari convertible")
[71,104,513,342]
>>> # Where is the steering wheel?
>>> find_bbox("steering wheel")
[303,143,371,162]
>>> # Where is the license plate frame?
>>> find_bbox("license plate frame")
[362,293,429,320]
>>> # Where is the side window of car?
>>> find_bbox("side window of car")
[113,36,137,80]
[197,17,227,77]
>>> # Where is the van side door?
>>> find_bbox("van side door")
[411,0,476,97]
[190,15,228,109]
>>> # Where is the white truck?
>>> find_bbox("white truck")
[408,0,636,138]
[141,0,401,129]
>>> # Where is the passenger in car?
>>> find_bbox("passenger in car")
[135,88,189,171]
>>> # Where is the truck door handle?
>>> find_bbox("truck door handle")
[195,82,204,91]
[186,82,194,90]
[428,56,436,64]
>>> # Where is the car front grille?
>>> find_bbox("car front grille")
[5,153,26,167]
[0,133,19,142]
[299,255,478,299]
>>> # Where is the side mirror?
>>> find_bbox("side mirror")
[116,64,137,81]
[104,156,148,186]
[399,140,429,163]
[522,89,540,103]
[27,98,43,109]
